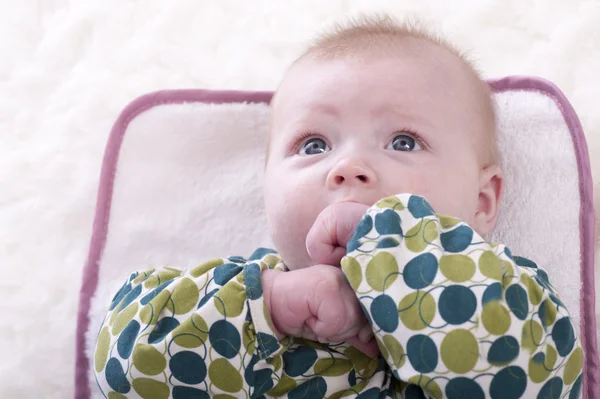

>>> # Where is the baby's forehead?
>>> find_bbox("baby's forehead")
[276,43,486,115]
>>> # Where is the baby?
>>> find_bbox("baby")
[94,15,583,399]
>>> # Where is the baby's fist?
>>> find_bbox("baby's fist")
[262,265,378,357]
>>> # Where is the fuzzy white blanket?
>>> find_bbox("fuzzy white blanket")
[1,1,599,398]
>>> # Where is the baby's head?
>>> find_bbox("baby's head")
[264,15,503,270]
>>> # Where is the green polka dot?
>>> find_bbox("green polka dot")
[441,329,478,374]
[267,355,282,372]
[405,221,438,253]
[482,302,511,335]
[522,320,543,352]
[213,395,238,399]
[268,373,297,396]
[366,252,398,292]
[438,215,461,229]
[139,290,170,325]
[133,270,153,284]
[95,326,110,373]
[111,302,139,336]
[314,358,353,376]
[132,344,166,376]
[108,392,128,399]
[528,345,557,383]
[521,274,543,305]
[383,335,406,368]
[398,291,436,331]
[214,282,245,318]
[439,255,476,282]
[539,299,557,327]
[164,278,198,315]
[344,346,372,374]
[407,375,443,399]
[263,254,280,268]
[172,314,209,348]
[479,251,503,281]
[144,270,181,289]
[502,261,515,287]
[190,258,224,278]
[341,256,363,290]
[563,347,583,385]
[375,196,404,210]
[208,358,242,393]
[132,378,169,399]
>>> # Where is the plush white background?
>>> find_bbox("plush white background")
[1,1,598,398]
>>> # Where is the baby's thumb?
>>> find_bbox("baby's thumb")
[306,202,368,266]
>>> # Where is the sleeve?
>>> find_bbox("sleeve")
[341,194,584,399]
[93,248,294,398]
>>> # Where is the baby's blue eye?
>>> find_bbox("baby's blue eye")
[387,134,422,152]
[299,138,330,155]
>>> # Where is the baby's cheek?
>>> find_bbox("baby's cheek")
[266,189,320,270]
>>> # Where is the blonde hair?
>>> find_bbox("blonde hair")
[269,14,499,167]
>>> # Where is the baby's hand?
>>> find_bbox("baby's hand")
[305,202,370,267]
[262,265,379,357]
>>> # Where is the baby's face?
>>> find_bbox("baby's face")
[265,47,495,270]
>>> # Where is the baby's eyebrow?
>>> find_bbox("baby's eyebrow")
[305,103,340,117]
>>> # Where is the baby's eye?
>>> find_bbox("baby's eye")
[299,138,331,156]
[387,134,423,152]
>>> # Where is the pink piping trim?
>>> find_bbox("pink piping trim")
[75,81,597,399]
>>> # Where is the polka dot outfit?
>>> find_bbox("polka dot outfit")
[94,194,583,398]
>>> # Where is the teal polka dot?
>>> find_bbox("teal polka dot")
[538,377,563,399]
[169,351,207,384]
[356,387,381,398]
[374,209,403,235]
[257,332,280,356]
[283,346,318,377]
[440,226,473,253]
[288,376,326,399]
[569,374,583,399]
[487,336,519,366]
[407,196,435,218]
[552,317,576,357]
[197,288,218,309]
[439,285,476,325]
[110,282,132,310]
[148,317,180,344]
[505,284,529,320]
[248,367,274,397]
[446,377,484,399]
[407,334,438,373]
[244,263,262,300]
[490,366,527,399]
[209,320,241,359]
[105,357,130,393]
[403,253,438,289]
[173,386,209,399]
[370,294,399,333]
[214,263,243,286]
[117,320,140,358]
[353,215,373,240]
[513,256,537,268]
[140,281,172,305]
[482,282,503,305]
[377,237,400,248]
[404,384,426,398]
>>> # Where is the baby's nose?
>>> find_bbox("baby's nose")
[327,159,377,189]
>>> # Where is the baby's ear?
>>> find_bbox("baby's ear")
[473,165,504,237]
